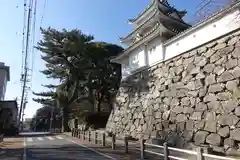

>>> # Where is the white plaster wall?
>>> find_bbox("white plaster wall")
[121,46,145,79]
[147,36,163,64]
[164,9,240,60]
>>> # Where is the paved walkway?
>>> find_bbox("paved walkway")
[0,137,24,160]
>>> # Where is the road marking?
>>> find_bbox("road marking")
[23,137,26,160]
[27,138,33,142]
[37,137,44,141]
[66,139,117,160]
[56,136,63,139]
[46,136,54,140]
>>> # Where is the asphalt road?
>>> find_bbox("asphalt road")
[23,132,112,160]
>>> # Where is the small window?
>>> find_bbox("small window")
[193,34,196,38]
[176,43,179,46]
[149,46,156,54]
[213,24,216,28]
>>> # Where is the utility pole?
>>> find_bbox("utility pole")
[18,0,33,128]
[49,106,54,131]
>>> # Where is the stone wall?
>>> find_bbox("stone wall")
[106,30,240,156]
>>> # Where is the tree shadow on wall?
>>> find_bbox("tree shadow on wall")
[119,66,153,107]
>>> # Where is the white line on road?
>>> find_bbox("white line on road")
[46,136,54,140]
[27,138,33,142]
[23,137,27,160]
[37,137,44,141]
[66,139,117,160]
[56,136,63,139]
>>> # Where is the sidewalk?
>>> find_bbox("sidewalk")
[0,137,24,160]
[63,132,162,160]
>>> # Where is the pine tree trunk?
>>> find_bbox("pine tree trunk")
[61,107,69,132]
[97,101,101,112]
[61,115,64,132]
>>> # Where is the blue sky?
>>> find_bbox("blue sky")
[0,0,219,118]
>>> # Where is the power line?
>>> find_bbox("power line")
[29,0,37,88]
[19,0,34,126]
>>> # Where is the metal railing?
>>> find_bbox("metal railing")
[71,128,239,160]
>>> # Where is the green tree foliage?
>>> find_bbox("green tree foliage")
[32,27,123,131]
[30,105,61,131]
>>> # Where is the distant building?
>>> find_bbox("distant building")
[0,62,10,100]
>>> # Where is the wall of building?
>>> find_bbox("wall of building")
[121,46,146,79]
[106,30,240,156]
[164,9,240,61]
[121,8,240,80]
[147,36,163,64]
[121,36,164,79]
[0,69,8,100]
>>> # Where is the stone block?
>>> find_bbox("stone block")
[218,114,239,126]
[230,128,240,141]
[196,102,208,111]
[181,97,190,106]
[183,107,194,114]
[232,66,240,78]
[205,112,216,121]
[176,114,187,123]
[206,133,221,146]
[226,80,239,91]
[203,93,217,102]
[162,110,170,120]
[235,106,240,116]
[199,88,207,97]
[190,112,202,120]
[205,74,216,86]
[194,131,209,145]
[196,72,205,79]
[186,120,194,130]
[169,124,177,131]
[232,46,240,58]
[218,126,230,138]
[204,48,216,57]
[226,58,238,69]
[186,81,196,90]
[188,91,199,97]
[195,121,205,130]
[228,36,239,45]
[217,92,232,101]
[204,120,217,133]
[208,83,224,93]
[221,99,238,113]
[214,42,227,50]
[217,71,234,82]
[203,64,215,73]
[224,138,235,149]
[226,148,240,156]
[182,130,193,142]
[213,66,225,75]
[172,106,184,114]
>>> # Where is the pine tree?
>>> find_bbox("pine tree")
[33,27,123,131]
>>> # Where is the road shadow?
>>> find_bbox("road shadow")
[26,144,112,160]
[0,148,23,160]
